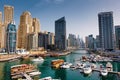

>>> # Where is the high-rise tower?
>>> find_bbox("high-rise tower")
[98,12,114,50]
[32,18,40,33]
[4,5,14,25]
[55,17,67,50]
[17,11,33,49]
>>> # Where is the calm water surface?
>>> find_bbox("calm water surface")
[0,50,120,80]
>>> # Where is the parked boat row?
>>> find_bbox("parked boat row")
[51,59,114,77]
[76,55,113,62]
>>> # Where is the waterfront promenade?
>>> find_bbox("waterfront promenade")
[0,49,75,62]
[0,54,21,62]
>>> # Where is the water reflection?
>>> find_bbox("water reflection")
[55,69,66,80]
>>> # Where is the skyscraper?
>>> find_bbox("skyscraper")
[17,11,33,49]
[32,18,40,33]
[0,12,2,24]
[38,32,48,49]
[86,35,94,50]
[98,12,114,50]
[115,25,120,50]
[0,12,5,48]
[0,25,6,48]
[6,22,16,53]
[68,34,77,48]
[27,33,38,50]
[95,35,100,49]
[4,5,14,25]
[55,17,67,50]
[17,11,40,50]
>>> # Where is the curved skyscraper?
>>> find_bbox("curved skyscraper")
[6,22,16,53]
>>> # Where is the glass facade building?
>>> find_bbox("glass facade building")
[6,22,16,53]
[115,26,120,49]
[55,17,67,50]
[98,12,114,50]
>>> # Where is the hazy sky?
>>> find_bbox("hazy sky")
[0,0,120,39]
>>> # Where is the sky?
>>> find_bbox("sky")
[0,0,120,40]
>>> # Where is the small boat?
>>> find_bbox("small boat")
[106,62,113,71]
[91,63,97,69]
[16,49,29,55]
[60,62,72,69]
[76,63,86,69]
[51,59,64,68]
[29,71,41,76]
[92,58,97,63]
[39,76,61,80]
[100,69,108,76]
[83,65,92,74]
[32,57,44,63]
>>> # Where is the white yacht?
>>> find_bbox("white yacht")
[39,76,61,80]
[60,62,72,69]
[83,65,92,74]
[106,62,113,71]
[91,63,97,69]
[32,57,44,63]
[76,63,86,69]
[16,49,29,55]
[100,69,108,76]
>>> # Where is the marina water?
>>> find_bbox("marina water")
[0,50,120,80]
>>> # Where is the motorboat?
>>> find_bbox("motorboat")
[83,65,92,74]
[16,49,29,55]
[60,62,72,69]
[32,57,44,63]
[100,69,108,76]
[39,76,61,80]
[29,71,41,76]
[76,63,86,69]
[91,63,97,69]
[106,62,113,71]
